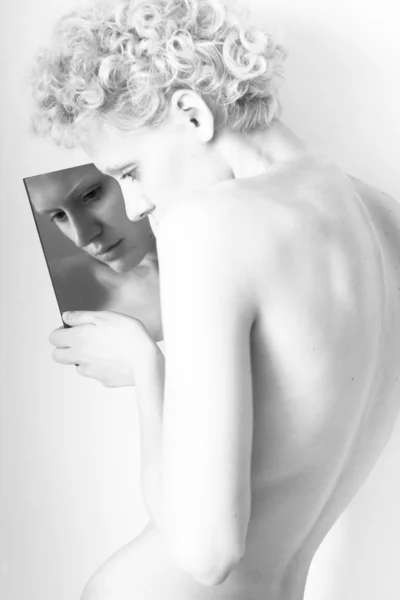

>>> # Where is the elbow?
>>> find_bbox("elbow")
[172,542,243,587]
[190,557,239,587]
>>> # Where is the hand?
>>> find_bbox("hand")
[49,310,160,388]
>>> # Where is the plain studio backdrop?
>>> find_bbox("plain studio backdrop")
[0,0,399,598]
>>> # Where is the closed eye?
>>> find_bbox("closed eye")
[82,185,102,204]
[120,167,138,182]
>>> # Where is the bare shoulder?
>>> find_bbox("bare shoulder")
[49,253,109,285]
[157,181,253,240]
[48,254,113,311]
[159,161,385,294]
[157,179,302,270]
[49,253,93,278]
[159,174,360,295]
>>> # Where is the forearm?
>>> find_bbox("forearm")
[135,345,166,533]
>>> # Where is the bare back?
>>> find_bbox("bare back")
[225,155,400,599]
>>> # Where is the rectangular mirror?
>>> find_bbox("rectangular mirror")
[24,164,162,341]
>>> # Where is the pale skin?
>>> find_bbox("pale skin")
[49,91,400,600]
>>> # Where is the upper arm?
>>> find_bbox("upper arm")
[157,200,256,583]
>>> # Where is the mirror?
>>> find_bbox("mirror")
[24,164,162,341]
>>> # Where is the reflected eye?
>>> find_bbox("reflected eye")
[82,185,102,204]
[51,211,67,223]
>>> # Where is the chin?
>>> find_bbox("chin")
[109,254,142,274]
[108,260,130,274]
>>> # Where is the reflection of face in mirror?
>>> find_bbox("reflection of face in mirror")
[28,163,154,272]
[25,164,162,341]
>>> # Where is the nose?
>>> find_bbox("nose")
[119,179,155,222]
[70,215,102,248]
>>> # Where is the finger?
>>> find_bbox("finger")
[49,327,73,347]
[52,347,79,365]
[62,311,98,327]
[75,364,91,378]
[75,365,107,385]
[89,309,141,325]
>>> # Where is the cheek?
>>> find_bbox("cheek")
[134,219,152,247]
[99,193,126,224]
[123,220,150,243]
[56,222,74,241]
[143,139,189,191]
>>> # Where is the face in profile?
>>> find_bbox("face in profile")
[28,163,155,273]
[83,93,228,225]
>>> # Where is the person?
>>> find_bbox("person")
[28,0,400,598]
[27,163,162,342]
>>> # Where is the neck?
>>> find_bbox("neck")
[215,120,307,179]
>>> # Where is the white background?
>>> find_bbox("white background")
[1,0,400,598]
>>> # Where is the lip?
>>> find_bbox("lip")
[94,239,124,260]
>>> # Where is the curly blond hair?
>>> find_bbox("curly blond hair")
[30,0,287,147]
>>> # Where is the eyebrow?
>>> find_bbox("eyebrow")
[35,203,66,216]
[36,207,57,215]
[103,163,134,177]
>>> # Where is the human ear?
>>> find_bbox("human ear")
[170,89,214,143]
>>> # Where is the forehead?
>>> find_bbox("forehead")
[27,164,102,212]
[81,121,143,175]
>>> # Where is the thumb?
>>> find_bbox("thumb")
[62,311,97,327]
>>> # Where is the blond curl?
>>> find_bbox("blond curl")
[29,0,287,147]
